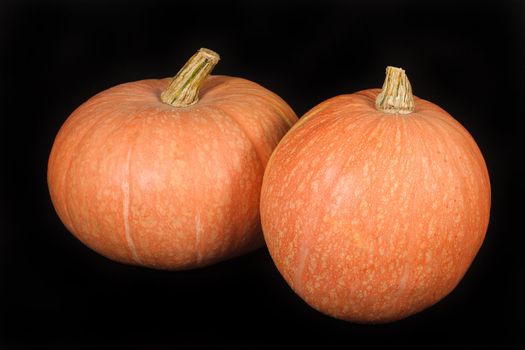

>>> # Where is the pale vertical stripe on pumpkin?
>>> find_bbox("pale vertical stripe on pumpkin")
[122,147,142,264]
[375,66,415,114]
[161,48,220,107]
[194,212,203,264]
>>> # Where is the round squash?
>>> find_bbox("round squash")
[260,66,490,323]
[48,48,297,270]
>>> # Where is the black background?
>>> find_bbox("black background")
[1,0,524,349]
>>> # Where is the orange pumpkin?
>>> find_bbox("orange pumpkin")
[260,66,491,323]
[48,48,297,270]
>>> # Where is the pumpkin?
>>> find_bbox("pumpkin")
[48,48,297,270]
[260,66,490,323]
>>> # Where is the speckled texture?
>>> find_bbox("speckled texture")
[48,75,297,270]
[260,89,491,323]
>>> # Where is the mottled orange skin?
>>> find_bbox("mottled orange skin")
[48,75,297,270]
[260,89,491,323]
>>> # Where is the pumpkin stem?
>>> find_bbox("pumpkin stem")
[161,48,220,107]
[375,66,415,114]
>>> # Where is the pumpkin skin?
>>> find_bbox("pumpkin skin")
[260,88,490,323]
[48,75,297,270]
